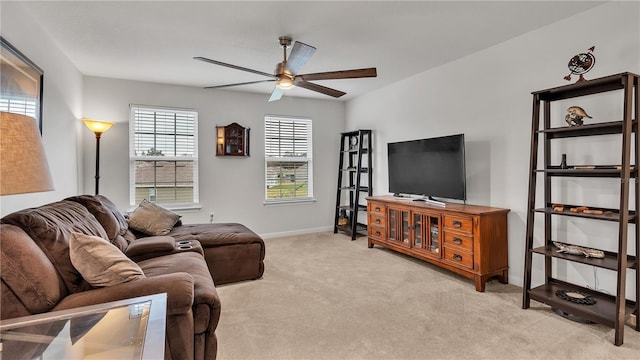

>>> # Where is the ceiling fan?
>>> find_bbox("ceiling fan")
[194,36,377,102]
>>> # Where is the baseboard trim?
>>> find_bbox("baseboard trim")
[260,226,333,239]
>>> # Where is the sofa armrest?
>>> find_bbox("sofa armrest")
[125,236,176,261]
[53,273,194,315]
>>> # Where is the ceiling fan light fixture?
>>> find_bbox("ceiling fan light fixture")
[276,76,295,90]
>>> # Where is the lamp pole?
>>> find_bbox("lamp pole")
[93,131,103,195]
[82,119,114,195]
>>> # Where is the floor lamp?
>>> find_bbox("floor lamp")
[82,118,114,195]
[0,112,54,195]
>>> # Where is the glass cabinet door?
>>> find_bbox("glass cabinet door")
[413,213,423,248]
[429,217,440,254]
[388,207,409,247]
[402,212,409,244]
[410,212,441,257]
[389,209,397,240]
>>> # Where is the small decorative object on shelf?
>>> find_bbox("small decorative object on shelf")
[556,289,597,305]
[565,106,592,126]
[349,136,358,150]
[553,241,605,258]
[560,154,568,169]
[216,122,250,157]
[563,46,595,83]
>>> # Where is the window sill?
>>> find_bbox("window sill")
[128,203,201,212]
[264,198,316,206]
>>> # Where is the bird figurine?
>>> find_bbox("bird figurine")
[565,106,592,126]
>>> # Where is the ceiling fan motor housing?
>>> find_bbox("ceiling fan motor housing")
[275,62,295,88]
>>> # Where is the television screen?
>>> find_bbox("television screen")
[387,134,466,201]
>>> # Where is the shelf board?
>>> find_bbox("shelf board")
[533,206,636,222]
[533,72,637,101]
[531,244,637,271]
[537,166,637,178]
[336,223,368,236]
[341,167,369,173]
[341,130,371,136]
[342,149,368,154]
[339,186,370,192]
[528,279,636,328]
[538,120,637,139]
[337,204,367,212]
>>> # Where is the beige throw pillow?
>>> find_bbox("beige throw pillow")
[70,232,145,287]
[127,199,181,236]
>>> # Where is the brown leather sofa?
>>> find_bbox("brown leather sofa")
[0,195,265,360]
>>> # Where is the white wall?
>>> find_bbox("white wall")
[346,1,640,294]
[0,2,84,216]
[82,77,344,237]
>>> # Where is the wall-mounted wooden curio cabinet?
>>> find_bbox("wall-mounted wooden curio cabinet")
[216,122,250,157]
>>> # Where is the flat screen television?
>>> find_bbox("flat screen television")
[387,134,466,203]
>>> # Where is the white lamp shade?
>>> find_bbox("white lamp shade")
[0,111,54,195]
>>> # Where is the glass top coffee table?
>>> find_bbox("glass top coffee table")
[0,293,166,360]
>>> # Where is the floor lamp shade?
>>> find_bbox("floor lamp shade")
[0,111,54,195]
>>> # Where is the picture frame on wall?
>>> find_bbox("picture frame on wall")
[0,36,44,133]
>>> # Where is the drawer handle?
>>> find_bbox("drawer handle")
[375,219,381,224]
[453,221,462,228]
[375,231,381,236]
[375,207,381,212]
[453,254,463,262]
[453,237,463,245]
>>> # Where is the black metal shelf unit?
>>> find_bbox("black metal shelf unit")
[334,130,372,240]
[522,72,640,346]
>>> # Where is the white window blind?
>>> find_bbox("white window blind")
[129,105,199,207]
[0,98,37,118]
[265,115,313,202]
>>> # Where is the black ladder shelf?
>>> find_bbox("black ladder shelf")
[334,130,372,240]
[522,72,640,346]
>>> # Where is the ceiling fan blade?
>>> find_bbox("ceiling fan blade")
[268,87,285,102]
[204,79,276,89]
[194,56,275,79]
[285,41,316,75]
[295,80,346,98]
[297,68,377,81]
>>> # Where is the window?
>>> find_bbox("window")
[129,105,198,208]
[265,115,313,202]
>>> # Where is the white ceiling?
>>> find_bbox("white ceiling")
[20,1,604,101]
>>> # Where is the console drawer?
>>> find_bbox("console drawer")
[368,201,386,215]
[443,232,473,252]
[443,215,473,233]
[368,225,386,239]
[443,247,473,269]
[369,213,386,227]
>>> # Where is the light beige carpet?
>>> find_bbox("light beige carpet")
[216,232,639,359]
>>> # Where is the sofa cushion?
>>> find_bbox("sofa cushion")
[65,195,130,252]
[0,224,64,314]
[70,232,146,287]
[128,199,181,236]
[1,200,108,293]
[95,195,129,235]
[66,195,119,240]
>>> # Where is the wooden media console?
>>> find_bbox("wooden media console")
[366,195,510,292]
